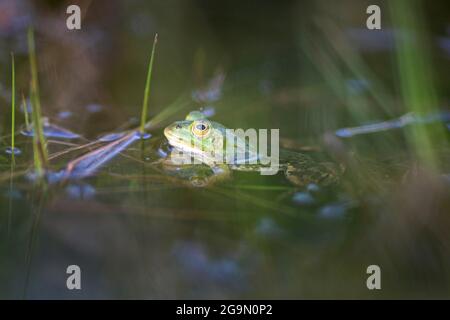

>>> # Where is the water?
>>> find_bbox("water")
[0,0,450,299]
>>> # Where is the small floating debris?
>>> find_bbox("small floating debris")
[317,200,357,219]
[66,183,96,200]
[5,146,21,156]
[63,131,142,179]
[335,111,450,138]
[137,132,151,140]
[318,203,347,219]
[25,170,66,184]
[21,119,81,139]
[292,192,315,206]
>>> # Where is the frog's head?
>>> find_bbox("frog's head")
[164,117,226,164]
[164,111,261,165]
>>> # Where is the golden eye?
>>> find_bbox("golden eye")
[191,120,211,138]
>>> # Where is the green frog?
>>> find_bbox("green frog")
[162,111,340,187]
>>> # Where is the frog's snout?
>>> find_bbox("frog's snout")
[163,125,171,139]
[164,122,183,141]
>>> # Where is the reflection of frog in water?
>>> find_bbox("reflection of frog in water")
[162,111,340,187]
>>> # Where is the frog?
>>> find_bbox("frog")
[162,111,340,187]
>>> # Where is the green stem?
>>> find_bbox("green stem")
[28,27,48,174]
[140,33,158,134]
[11,52,15,164]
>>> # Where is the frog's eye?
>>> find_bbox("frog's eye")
[191,120,211,138]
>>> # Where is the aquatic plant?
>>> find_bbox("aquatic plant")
[390,0,448,170]
[10,53,15,164]
[140,33,158,134]
[27,27,48,175]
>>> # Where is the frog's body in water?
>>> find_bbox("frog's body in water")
[163,111,340,187]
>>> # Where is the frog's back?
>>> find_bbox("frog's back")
[280,149,341,186]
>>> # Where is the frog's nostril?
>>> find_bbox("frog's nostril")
[176,124,182,129]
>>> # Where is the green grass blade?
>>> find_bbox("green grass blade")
[11,52,15,165]
[28,27,48,174]
[140,33,158,134]
[389,0,447,170]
